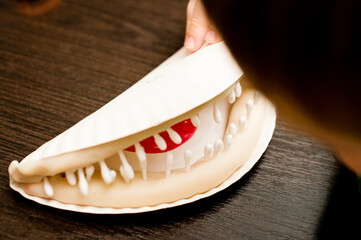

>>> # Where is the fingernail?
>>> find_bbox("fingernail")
[185,36,195,50]
[205,31,216,43]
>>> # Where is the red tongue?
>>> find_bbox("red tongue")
[125,118,197,154]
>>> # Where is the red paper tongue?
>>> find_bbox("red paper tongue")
[125,118,197,154]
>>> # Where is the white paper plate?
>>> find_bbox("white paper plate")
[10,100,275,214]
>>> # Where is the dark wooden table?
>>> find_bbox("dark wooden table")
[0,1,360,239]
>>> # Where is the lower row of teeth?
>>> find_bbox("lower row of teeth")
[42,85,260,197]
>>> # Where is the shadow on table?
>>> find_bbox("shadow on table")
[316,165,361,239]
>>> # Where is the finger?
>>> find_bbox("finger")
[186,0,197,32]
[205,27,222,44]
[185,0,210,52]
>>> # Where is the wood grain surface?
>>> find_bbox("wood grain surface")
[0,0,360,239]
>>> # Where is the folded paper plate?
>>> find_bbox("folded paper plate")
[8,42,276,214]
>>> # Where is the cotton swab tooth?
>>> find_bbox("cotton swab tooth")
[228,90,236,104]
[191,115,200,127]
[135,143,147,180]
[43,176,54,197]
[135,142,146,162]
[119,166,129,183]
[204,144,214,161]
[167,128,182,144]
[253,91,261,104]
[214,139,224,157]
[165,152,174,178]
[153,133,167,150]
[99,160,116,185]
[184,149,192,173]
[77,168,88,196]
[225,134,233,151]
[213,102,222,123]
[246,99,254,120]
[85,165,95,181]
[235,82,242,97]
[228,123,237,137]
[65,170,77,186]
[118,150,134,183]
[140,161,147,180]
[239,116,246,131]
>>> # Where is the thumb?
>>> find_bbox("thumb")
[185,0,210,52]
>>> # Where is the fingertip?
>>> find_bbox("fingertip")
[205,30,216,43]
[185,35,205,52]
[205,30,222,44]
[185,35,196,51]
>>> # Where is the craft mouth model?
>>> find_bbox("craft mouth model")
[8,42,276,213]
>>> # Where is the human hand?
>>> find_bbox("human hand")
[184,0,222,52]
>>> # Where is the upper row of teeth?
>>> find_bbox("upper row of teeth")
[42,83,261,197]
